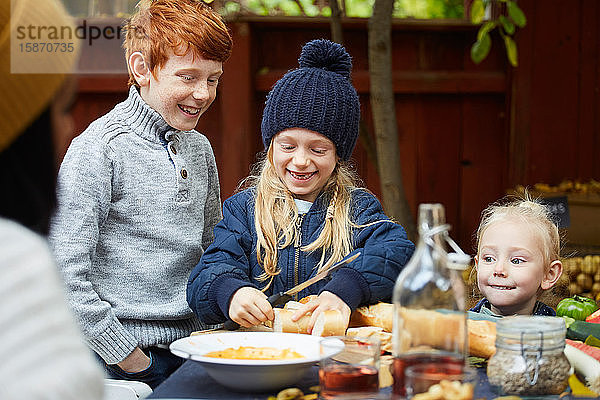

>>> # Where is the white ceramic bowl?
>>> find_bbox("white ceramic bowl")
[170,331,338,392]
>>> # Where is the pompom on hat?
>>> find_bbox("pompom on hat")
[0,0,79,152]
[261,39,360,161]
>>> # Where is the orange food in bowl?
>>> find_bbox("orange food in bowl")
[204,346,304,360]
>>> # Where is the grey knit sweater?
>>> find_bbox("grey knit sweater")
[49,87,222,364]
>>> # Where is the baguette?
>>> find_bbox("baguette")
[283,294,318,310]
[350,302,393,332]
[282,301,304,311]
[272,308,347,336]
[312,310,347,337]
[272,309,311,334]
[398,308,466,352]
[299,294,317,304]
[346,326,392,353]
[394,308,497,357]
[467,319,496,358]
[351,303,497,358]
[281,295,317,311]
[379,355,394,388]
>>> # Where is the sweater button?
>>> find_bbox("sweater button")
[181,169,188,179]
[170,144,177,154]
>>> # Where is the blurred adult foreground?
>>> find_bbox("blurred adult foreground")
[0,0,104,398]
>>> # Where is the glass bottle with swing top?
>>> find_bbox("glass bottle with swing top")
[391,203,472,398]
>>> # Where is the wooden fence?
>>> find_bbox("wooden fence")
[67,0,600,251]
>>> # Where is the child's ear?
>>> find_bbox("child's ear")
[541,259,563,290]
[128,52,150,87]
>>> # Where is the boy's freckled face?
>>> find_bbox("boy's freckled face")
[476,219,547,315]
[142,50,223,131]
[271,128,337,203]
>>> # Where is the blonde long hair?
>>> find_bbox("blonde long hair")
[240,145,363,290]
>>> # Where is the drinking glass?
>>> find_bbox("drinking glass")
[404,363,477,400]
[319,336,380,399]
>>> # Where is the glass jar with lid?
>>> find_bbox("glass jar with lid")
[487,315,570,396]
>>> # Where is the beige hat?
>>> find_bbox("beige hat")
[0,0,79,152]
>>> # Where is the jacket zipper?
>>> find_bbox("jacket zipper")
[293,214,304,301]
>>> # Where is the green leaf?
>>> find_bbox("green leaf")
[346,0,372,18]
[248,0,268,15]
[507,1,527,27]
[471,33,491,64]
[499,15,515,35]
[223,1,240,15]
[279,0,302,15]
[477,21,496,41]
[262,0,277,10]
[503,35,518,66]
[470,0,485,24]
[298,0,319,16]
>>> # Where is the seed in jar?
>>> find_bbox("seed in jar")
[487,352,569,395]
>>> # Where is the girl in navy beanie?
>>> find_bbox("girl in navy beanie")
[188,39,414,333]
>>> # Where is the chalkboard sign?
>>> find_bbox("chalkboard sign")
[539,196,570,228]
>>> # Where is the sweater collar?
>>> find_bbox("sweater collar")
[120,86,176,143]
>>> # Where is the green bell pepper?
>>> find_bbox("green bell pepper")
[556,295,599,321]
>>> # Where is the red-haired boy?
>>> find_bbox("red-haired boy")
[49,0,232,388]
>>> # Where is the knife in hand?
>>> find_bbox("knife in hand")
[223,252,360,330]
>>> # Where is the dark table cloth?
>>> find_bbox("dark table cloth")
[147,360,503,399]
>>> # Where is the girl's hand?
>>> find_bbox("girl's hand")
[291,291,350,334]
[228,286,274,328]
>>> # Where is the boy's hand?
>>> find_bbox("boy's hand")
[291,291,350,334]
[117,347,151,372]
[229,287,274,328]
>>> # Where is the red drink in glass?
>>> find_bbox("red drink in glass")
[392,352,464,397]
[319,364,379,399]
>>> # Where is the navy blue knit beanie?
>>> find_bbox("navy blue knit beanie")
[261,39,360,161]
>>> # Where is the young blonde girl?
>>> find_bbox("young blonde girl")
[187,39,414,332]
[471,196,563,316]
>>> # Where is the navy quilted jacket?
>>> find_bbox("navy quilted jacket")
[187,188,415,325]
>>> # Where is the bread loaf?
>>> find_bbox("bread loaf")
[397,308,466,352]
[346,326,392,353]
[467,319,496,358]
[299,295,317,304]
[350,302,393,332]
[312,310,347,337]
[272,309,311,334]
[280,296,317,312]
[350,302,497,358]
[282,295,317,311]
[272,308,347,336]
[379,355,394,388]
[282,301,304,311]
